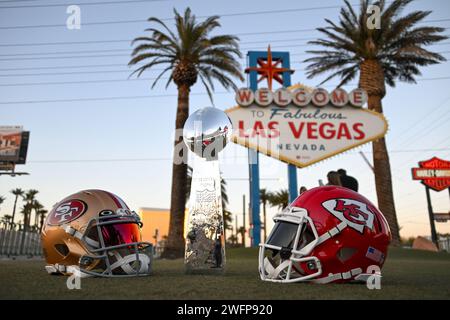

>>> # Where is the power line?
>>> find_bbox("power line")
[0,44,308,57]
[0,39,131,47]
[393,94,450,147]
[4,42,450,58]
[0,63,125,71]
[25,148,450,164]
[0,53,127,61]
[2,75,450,88]
[0,92,221,104]
[0,65,306,78]
[3,33,450,48]
[6,2,443,30]
[432,132,450,148]
[0,76,163,87]
[0,48,130,57]
[0,69,131,77]
[0,37,318,48]
[0,4,348,29]
[0,0,44,3]
[397,107,450,149]
[1,5,447,32]
[0,0,168,10]
[2,76,450,103]
[351,148,450,154]
[2,48,450,62]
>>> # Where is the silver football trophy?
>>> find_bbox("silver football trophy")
[183,107,232,273]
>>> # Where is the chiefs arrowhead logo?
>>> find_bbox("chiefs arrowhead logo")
[322,198,374,234]
[48,200,87,225]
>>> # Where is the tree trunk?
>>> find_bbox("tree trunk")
[11,195,18,227]
[224,226,227,245]
[367,96,401,245]
[39,215,44,232]
[34,210,38,228]
[161,84,190,259]
[359,59,400,245]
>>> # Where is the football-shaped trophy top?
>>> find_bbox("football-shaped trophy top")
[183,107,232,160]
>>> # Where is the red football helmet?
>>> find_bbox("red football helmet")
[259,186,391,283]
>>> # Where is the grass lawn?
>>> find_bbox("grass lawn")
[0,247,449,300]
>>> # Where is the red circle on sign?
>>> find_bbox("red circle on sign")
[48,200,87,225]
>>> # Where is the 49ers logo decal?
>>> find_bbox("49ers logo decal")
[48,200,87,225]
[322,198,374,234]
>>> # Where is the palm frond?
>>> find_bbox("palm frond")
[304,0,447,88]
[129,7,243,100]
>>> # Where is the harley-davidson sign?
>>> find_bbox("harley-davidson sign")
[225,85,388,167]
[412,157,450,191]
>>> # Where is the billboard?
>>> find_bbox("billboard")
[226,86,388,168]
[0,126,30,165]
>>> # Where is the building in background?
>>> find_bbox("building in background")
[138,207,170,246]
[138,207,189,245]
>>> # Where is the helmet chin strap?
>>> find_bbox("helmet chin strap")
[110,251,151,275]
[263,257,291,280]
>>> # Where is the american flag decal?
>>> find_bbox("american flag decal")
[366,246,385,263]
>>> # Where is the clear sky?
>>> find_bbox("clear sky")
[0,0,449,241]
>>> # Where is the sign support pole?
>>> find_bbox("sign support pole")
[280,54,298,203]
[247,52,261,247]
[246,49,297,246]
[425,186,438,245]
[242,194,246,247]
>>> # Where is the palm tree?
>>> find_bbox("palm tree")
[222,209,233,244]
[304,0,447,245]
[269,189,289,211]
[0,196,6,228]
[10,188,24,226]
[1,214,12,228]
[20,203,33,232]
[38,209,48,232]
[22,189,38,231]
[227,234,238,246]
[32,201,44,230]
[186,166,232,241]
[19,202,34,254]
[237,226,246,247]
[129,8,244,258]
[260,189,272,242]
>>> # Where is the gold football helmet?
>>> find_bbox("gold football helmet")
[41,189,153,277]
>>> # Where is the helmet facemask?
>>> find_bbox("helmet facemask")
[65,209,153,277]
[259,207,322,283]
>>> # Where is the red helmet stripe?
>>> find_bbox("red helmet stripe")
[102,190,128,209]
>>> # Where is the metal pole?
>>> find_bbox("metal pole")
[280,52,298,203]
[425,186,438,246]
[359,151,374,172]
[288,165,298,202]
[247,51,261,248]
[242,194,246,248]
